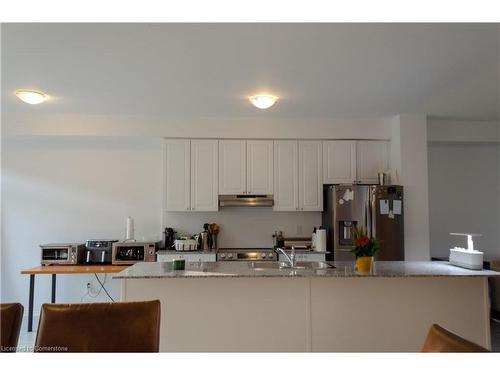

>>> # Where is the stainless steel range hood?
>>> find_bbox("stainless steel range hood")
[219,195,274,208]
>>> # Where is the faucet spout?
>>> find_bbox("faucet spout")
[275,247,295,268]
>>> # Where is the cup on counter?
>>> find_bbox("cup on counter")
[172,259,186,271]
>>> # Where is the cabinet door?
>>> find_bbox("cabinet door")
[165,139,190,211]
[356,141,389,184]
[298,141,323,211]
[191,139,219,211]
[246,140,273,195]
[186,253,217,262]
[219,140,246,194]
[273,140,299,211]
[323,141,356,184]
[157,254,184,262]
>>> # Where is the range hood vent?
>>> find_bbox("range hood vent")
[219,195,274,208]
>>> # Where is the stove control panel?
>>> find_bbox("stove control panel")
[216,250,277,262]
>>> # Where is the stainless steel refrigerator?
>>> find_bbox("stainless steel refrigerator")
[322,185,404,261]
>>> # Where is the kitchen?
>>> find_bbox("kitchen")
[1,20,500,363]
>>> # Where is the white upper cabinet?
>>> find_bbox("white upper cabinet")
[246,140,274,195]
[323,140,356,184]
[190,139,219,211]
[298,141,323,211]
[218,140,246,194]
[274,140,322,212]
[273,140,299,211]
[165,139,190,211]
[356,140,389,183]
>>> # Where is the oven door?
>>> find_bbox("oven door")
[41,247,73,264]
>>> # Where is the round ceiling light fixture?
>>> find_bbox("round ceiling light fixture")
[249,94,278,109]
[15,89,48,104]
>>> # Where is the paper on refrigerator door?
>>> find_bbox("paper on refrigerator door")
[379,200,389,215]
[393,200,402,215]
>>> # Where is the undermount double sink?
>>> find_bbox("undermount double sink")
[249,261,335,271]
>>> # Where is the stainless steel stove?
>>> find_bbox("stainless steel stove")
[216,248,277,261]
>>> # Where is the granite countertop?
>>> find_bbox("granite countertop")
[157,249,329,254]
[113,261,500,279]
[157,250,217,255]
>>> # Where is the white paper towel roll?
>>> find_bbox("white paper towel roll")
[125,216,135,241]
[315,229,326,252]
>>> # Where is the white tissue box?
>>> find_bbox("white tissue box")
[449,248,483,270]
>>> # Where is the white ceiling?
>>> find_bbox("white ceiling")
[2,23,499,120]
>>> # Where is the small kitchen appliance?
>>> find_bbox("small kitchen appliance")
[163,227,177,250]
[40,243,86,265]
[449,233,484,270]
[111,241,160,265]
[217,248,277,261]
[84,240,118,264]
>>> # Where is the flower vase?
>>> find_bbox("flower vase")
[356,256,373,273]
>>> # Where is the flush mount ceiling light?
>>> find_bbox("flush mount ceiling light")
[15,89,48,104]
[249,94,278,109]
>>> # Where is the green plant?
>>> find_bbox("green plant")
[349,227,380,258]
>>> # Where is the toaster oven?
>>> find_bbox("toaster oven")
[40,243,86,265]
[111,241,160,265]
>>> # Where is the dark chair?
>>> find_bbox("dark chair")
[1,303,24,352]
[35,300,160,352]
[422,324,489,352]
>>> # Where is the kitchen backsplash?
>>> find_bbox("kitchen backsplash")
[164,208,321,248]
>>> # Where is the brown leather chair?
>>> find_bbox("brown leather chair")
[422,324,489,352]
[35,300,160,352]
[1,303,24,352]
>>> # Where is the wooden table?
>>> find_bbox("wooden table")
[20,265,128,332]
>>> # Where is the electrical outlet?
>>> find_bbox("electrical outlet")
[296,224,302,235]
[86,282,92,290]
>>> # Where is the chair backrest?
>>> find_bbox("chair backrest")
[1,303,24,352]
[35,300,160,352]
[422,324,489,352]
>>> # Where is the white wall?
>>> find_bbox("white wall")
[1,137,163,311]
[391,114,430,260]
[3,113,392,140]
[428,142,500,258]
[164,210,320,249]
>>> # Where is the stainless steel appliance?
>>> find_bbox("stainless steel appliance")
[217,248,277,261]
[219,195,274,208]
[322,185,404,261]
[84,240,118,264]
[40,243,86,265]
[111,241,160,265]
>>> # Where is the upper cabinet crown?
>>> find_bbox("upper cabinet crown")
[165,139,218,212]
[219,140,273,195]
[274,140,323,211]
[323,140,389,184]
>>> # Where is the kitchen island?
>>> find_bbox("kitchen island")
[114,261,499,352]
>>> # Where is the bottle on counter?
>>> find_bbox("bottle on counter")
[276,231,285,248]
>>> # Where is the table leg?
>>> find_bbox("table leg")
[28,274,35,332]
[51,274,56,303]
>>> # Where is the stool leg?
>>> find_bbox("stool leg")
[51,274,56,303]
[28,274,35,332]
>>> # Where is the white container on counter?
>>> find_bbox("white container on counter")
[174,239,198,251]
[315,229,327,252]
